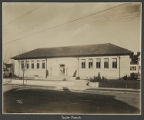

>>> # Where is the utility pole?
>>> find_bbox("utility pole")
[119,56,120,80]
[77,57,79,78]
[22,60,25,85]
[22,59,27,85]
[23,68,24,85]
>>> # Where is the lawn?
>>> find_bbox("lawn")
[3,88,139,114]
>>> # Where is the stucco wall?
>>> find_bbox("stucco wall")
[46,57,78,78]
[120,56,131,77]
[14,55,131,80]
[78,56,125,79]
[14,59,46,78]
[14,58,78,79]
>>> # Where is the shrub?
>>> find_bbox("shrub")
[63,78,67,81]
[123,75,128,80]
[76,77,80,80]
[102,76,107,82]
[90,73,102,82]
[130,73,138,80]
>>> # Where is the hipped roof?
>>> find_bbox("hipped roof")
[12,43,133,60]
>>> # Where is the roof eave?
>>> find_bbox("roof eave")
[12,53,133,60]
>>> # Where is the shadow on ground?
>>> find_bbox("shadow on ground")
[3,88,140,114]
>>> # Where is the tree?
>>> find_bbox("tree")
[130,52,140,64]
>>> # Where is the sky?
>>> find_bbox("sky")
[2,2,141,63]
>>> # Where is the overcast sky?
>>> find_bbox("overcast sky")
[2,2,141,63]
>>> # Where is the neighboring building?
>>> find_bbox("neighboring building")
[3,63,14,78]
[12,43,133,80]
[130,52,141,79]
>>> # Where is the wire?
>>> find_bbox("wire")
[4,5,42,25]
[4,3,125,45]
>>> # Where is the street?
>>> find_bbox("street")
[3,85,140,114]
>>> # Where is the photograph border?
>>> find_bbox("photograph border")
[0,0,144,120]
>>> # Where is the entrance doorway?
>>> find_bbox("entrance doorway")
[59,64,65,77]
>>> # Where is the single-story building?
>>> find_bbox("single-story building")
[12,43,133,80]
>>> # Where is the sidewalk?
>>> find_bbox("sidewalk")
[3,78,140,93]
[3,78,90,90]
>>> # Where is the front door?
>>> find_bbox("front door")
[59,64,65,77]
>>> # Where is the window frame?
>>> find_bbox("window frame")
[21,61,24,69]
[42,60,45,69]
[37,60,40,69]
[88,59,93,69]
[104,58,109,69]
[26,62,29,69]
[37,63,40,69]
[130,66,137,71]
[96,58,101,68]
[81,59,86,69]
[112,58,117,69]
[31,61,34,69]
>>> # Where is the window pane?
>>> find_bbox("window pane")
[26,61,29,69]
[31,63,34,69]
[42,60,45,69]
[88,59,93,69]
[89,62,93,68]
[130,66,136,71]
[81,59,86,69]
[96,58,101,68]
[104,58,109,68]
[21,61,24,69]
[21,63,24,69]
[37,63,39,69]
[112,58,117,68]
[81,62,85,68]
[27,64,29,69]
[42,63,45,69]
[134,66,136,70]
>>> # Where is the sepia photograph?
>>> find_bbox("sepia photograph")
[2,2,141,114]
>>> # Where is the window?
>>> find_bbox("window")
[88,59,93,69]
[96,58,101,68]
[21,61,24,69]
[37,63,40,69]
[130,66,136,71]
[37,60,40,69]
[31,61,34,69]
[81,59,86,69]
[26,63,29,69]
[104,58,109,68]
[112,58,117,68]
[42,61,45,69]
